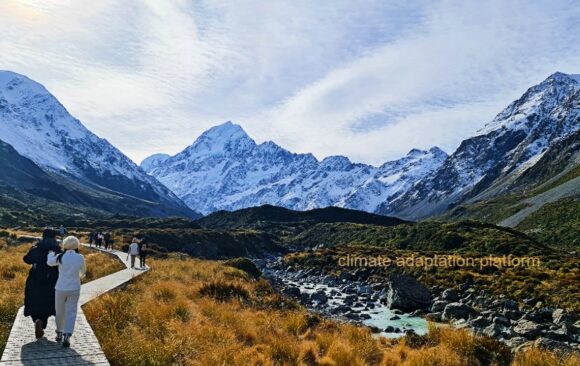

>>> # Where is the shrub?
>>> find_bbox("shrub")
[224,257,262,279]
[199,280,250,303]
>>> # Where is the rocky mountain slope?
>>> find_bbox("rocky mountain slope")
[142,122,448,215]
[0,71,198,218]
[379,72,580,220]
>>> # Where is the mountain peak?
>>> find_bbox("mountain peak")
[429,146,448,157]
[199,121,249,141]
[545,72,580,85]
[406,148,426,157]
[184,121,255,156]
[0,70,51,104]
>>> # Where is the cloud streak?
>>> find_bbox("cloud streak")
[0,0,578,165]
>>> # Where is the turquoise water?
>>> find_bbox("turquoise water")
[287,279,428,338]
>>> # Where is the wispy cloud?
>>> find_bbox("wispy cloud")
[1,0,578,165]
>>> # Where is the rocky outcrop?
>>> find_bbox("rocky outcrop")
[384,274,432,312]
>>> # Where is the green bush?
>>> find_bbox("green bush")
[224,258,262,279]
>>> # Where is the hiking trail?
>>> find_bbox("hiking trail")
[0,242,148,366]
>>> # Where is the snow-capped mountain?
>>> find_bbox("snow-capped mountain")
[380,72,580,219]
[0,71,197,218]
[141,122,448,215]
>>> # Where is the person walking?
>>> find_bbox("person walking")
[127,238,139,269]
[47,236,86,347]
[95,232,103,248]
[104,232,113,250]
[138,238,148,269]
[23,228,62,339]
[88,231,95,247]
[59,225,67,238]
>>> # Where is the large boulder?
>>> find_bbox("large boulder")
[384,274,432,312]
[442,302,476,321]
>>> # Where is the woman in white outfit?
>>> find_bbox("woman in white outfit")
[47,236,86,347]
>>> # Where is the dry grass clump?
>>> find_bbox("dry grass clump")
[512,348,580,366]
[0,239,125,353]
[84,255,579,366]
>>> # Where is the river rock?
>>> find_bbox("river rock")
[504,337,527,349]
[503,299,519,310]
[431,300,448,313]
[492,315,511,327]
[384,274,432,312]
[534,337,572,353]
[311,291,328,304]
[513,319,541,339]
[469,316,490,328]
[544,326,569,341]
[483,323,505,338]
[441,288,459,302]
[442,302,476,321]
[283,286,301,297]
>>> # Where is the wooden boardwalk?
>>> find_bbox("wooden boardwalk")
[0,244,148,366]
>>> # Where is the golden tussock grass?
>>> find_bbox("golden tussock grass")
[83,255,579,366]
[0,238,125,353]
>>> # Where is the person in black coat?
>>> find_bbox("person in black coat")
[23,228,62,339]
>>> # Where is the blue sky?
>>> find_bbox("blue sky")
[0,0,579,165]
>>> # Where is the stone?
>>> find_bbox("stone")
[544,326,569,341]
[311,291,328,304]
[469,316,491,328]
[552,308,576,325]
[513,320,541,340]
[492,316,511,327]
[503,299,519,310]
[503,309,522,320]
[358,285,372,295]
[534,337,572,353]
[483,323,505,338]
[504,337,527,349]
[431,300,448,312]
[283,286,301,297]
[441,288,459,302]
[442,302,476,321]
[384,274,432,312]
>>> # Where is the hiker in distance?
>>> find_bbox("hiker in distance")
[138,237,148,269]
[59,225,67,238]
[104,232,114,250]
[48,236,86,347]
[22,228,62,339]
[127,237,140,269]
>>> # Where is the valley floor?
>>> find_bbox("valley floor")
[83,254,579,366]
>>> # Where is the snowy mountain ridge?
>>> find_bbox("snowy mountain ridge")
[141,122,448,215]
[0,70,196,217]
[380,72,580,219]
